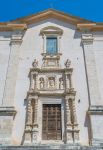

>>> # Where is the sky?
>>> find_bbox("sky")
[0,0,103,22]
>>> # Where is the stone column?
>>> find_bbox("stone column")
[35,72,38,90]
[82,34,103,145]
[2,31,24,106]
[30,73,35,90]
[26,99,32,126]
[65,96,73,143]
[32,96,38,144]
[24,99,32,144]
[69,74,73,90]
[65,73,69,91]
[71,99,79,142]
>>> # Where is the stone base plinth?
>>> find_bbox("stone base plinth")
[0,107,16,145]
[0,144,103,150]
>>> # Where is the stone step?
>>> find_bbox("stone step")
[0,145,103,150]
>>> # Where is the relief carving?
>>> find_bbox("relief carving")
[39,77,45,89]
[65,59,71,68]
[32,59,38,68]
[59,78,64,89]
[48,77,55,89]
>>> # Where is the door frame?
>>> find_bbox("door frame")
[38,97,65,143]
[42,104,62,140]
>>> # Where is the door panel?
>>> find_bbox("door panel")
[42,104,62,140]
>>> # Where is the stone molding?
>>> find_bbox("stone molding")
[0,106,16,116]
[10,31,24,45]
[82,34,94,45]
[40,26,63,36]
[88,106,103,115]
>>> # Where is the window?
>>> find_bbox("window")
[46,37,58,55]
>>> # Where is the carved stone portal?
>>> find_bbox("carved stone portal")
[23,56,79,144]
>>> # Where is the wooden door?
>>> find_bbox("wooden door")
[42,104,62,140]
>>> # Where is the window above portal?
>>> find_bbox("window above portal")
[40,26,63,55]
[46,36,57,55]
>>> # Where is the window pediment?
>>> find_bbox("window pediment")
[40,26,63,35]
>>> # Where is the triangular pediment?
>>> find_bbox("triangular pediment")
[11,9,93,25]
[0,9,103,31]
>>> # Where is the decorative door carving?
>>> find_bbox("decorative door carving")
[42,104,62,140]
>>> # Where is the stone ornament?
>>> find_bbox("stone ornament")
[65,59,71,68]
[48,77,55,88]
[39,78,45,89]
[59,78,64,89]
[32,59,38,68]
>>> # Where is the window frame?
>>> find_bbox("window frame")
[46,36,58,55]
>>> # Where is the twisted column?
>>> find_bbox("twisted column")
[32,97,38,143]
[34,98,38,125]
[65,97,71,126]
[26,99,32,126]
[72,100,78,125]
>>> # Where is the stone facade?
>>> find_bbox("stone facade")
[0,9,103,148]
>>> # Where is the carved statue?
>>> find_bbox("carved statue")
[65,59,71,68]
[59,78,64,89]
[40,78,44,89]
[48,77,55,88]
[32,59,38,68]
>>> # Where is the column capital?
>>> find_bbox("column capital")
[81,33,94,45]
[10,30,24,45]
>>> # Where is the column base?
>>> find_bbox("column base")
[23,130,32,145]
[91,138,103,146]
[0,106,16,145]
[66,128,79,144]
[32,127,38,144]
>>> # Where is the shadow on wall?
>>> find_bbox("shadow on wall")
[84,111,92,145]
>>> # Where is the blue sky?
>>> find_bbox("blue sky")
[0,0,103,22]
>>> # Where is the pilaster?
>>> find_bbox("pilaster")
[82,33,101,106]
[82,33,103,145]
[2,30,24,106]
[0,30,24,145]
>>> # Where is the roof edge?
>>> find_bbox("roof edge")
[0,9,103,32]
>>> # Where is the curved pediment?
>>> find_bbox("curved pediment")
[40,26,63,35]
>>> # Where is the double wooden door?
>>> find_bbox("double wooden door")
[42,104,62,140]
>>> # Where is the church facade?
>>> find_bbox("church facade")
[0,9,103,147]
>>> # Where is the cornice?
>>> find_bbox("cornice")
[81,34,94,44]
[30,67,73,74]
[11,9,92,25]
[0,106,16,116]
[88,106,103,115]
[0,23,27,31]
[77,23,103,31]
[0,9,103,32]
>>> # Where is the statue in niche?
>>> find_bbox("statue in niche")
[65,59,71,68]
[48,77,55,88]
[59,78,64,89]
[39,78,44,89]
[32,59,38,68]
